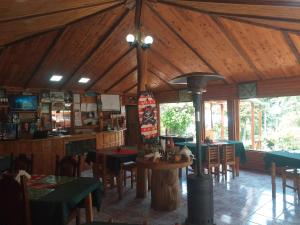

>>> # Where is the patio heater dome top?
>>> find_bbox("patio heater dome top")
[170,72,224,94]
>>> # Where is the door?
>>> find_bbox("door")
[125,105,139,146]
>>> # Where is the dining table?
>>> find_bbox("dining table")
[175,140,246,176]
[86,148,138,199]
[28,175,103,225]
[264,150,300,198]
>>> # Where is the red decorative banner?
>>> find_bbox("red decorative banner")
[138,92,158,140]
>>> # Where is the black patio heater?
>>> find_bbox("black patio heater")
[170,72,224,225]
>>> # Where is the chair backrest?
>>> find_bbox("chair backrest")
[222,145,235,162]
[206,145,220,163]
[55,155,81,177]
[12,153,34,174]
[0,174,31,225]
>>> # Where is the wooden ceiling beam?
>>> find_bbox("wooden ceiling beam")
[105,66,137,93]
[211,16,264,80]
[282,31,300,64]
[147,3,230,85]
[148,68,176,90]
[60,9,130,89]
[124,83,137,93]
[158,0,300,22]
[185,0,300,7]
[0,1,125,48]
[150,48,184,74]
[86,47,134,91]
[23,29,65,88]
[0,0,120,23]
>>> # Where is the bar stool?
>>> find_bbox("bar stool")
[220,145,235,180]
[282,167,300,199]
[203,145,220,178]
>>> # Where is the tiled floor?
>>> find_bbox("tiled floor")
[74,170,300,225]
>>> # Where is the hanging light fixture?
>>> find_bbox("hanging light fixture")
[170,72,224,225]
[125,33,154,49]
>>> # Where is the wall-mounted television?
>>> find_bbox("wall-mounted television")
[9,95,38,111]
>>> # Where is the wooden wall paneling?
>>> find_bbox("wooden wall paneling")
[155,90,179,103]
[220,18,300,79]
[66,10,135,90]
[143,4,212,74]
[158,0,300,21]
[0,30,59,87]
[92,48,137,92]
[0,0,120,22]
[152,4,257,83]
[111,70,138,93]
[61,7,129,90]
[29,6,127,89]
[0,2,120,47]
[105,66,137,93]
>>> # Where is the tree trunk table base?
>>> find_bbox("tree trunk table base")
[151,169,180,211]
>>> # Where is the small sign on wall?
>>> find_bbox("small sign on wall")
[238,82,257,99]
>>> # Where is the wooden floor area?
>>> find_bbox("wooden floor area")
[72,170,300,225]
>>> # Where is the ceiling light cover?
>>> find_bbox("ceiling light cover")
[126,34,135,43]
[50,75,63,82]
[144,36,154,45]
[78,77,90,83]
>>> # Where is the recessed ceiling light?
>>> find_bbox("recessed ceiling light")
[78,77,90,83]
[50,75,63,82]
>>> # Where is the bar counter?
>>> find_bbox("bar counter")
[0,129,125,174]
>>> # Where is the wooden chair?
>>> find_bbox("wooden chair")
[92,152,120,195]
[11,153,34,174]
[55,155,81,225]
[55,155,81,177]
[0,174,31,225]
[203,145,220,178]
[282,167,300,199]
[220,145,236,180]
[123,161,137,188]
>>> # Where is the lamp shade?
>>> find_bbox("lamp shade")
[144,35,154,45]
[126,34,135,43]
[170,72,224,94]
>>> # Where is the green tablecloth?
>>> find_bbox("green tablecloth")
[264,151,300,169]
[175,140,247,163]
[0,155,11,172]
[30,176,103,225]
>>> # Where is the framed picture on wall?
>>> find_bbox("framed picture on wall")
[50,91,64,102]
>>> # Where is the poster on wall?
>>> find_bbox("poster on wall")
[138,92,158,141]
[101,94,120,111]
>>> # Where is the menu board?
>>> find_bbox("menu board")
[101,94,120,111]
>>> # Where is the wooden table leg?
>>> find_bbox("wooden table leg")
[136,166,147,198]
[271,162,276,199]
[236,157,240,177]
[117,170,123,200]
[151,169,180,211]
[85,193,93,223]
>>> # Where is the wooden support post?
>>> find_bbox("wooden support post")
[220,103,224,139]
[271,162,276,199]
[235,156,240,177]
[85,193,93,223]
[258,110,262,149]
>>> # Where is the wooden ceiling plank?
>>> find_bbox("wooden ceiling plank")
[147,3,230,85]
[0,1,125,48]
[24,29,65,88]
[0,0,120,23]
[282,31,300,64]
[60,9,130,89]
[86,47,134,91]
[212,16,264,80]
[186,0,300,7]
[148,68,176,90]
[150,48,184,74]
[222,16,300,32]
[105,66,137,92]
[124,83,138,93]
[158,0,300,22]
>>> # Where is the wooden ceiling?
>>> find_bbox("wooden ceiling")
[2,0,300,95]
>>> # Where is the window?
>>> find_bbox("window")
[159,102,195,137]
[239,96,300,151]
[204,100,228,140]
